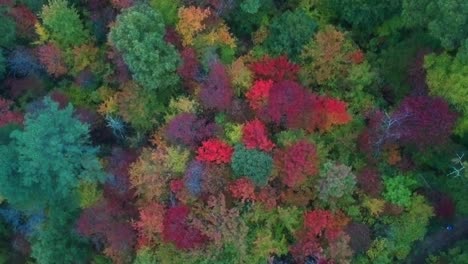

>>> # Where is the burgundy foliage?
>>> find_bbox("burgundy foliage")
[165,113,219,148]
[165,27,183,50]
[162,205,208,250]
[10,5,37,37]
[357,167,382,197]
[345,222,371,253]
[408,49,430,95]
[199,61,233,111]
[178,48,200,90]
[0,97,23,127]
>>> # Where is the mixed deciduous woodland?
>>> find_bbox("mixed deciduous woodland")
[0,0,467,263]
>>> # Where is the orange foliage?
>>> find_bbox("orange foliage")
[176,6,211,46]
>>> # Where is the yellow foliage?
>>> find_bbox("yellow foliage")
[201,23,236,49]
[34,23,49,45]
[68,44,99,75]
[229,57,253,96]
[166,146,190,174]
[98,94,119,116]
[164,96,199,121]
[77,181,102,208]
[176,6,211,46]
[363,197,385,217]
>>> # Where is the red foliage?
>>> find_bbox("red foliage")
[246,80,273,112]
[170,179,185,193]
[37,43,68,77]
[242,119,275,151]
[274,140,319,188]
[10,5,36,37]
[178,48,200,90]
[256,186,277,210]
[347,50,365,64]
[162,205,208,250]
[199,61,233,111]
[133,202,166,248]
[196,138,233,164]
[313,97,352,132]
[77,199,136,263]
[49,91,69,109]
[303,210,347,242]
[0,97,23,127]
[250,56,300,82]
[357,167,381,197]
[228,177,256,202]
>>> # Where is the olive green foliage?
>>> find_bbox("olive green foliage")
[40,0,89,48]
[264,9,317,60]
[244,205,302,263]
[383,175,417,208]
[0,9,16,49]
[109,4,180,98]
[231,144,273,186]
[425,53,468,135]
[149,0,180,26]
[0,97,104,211]
[317,162,357,208]
[224,123,243,145]
[31,207,91,264]
[166,146,190,174]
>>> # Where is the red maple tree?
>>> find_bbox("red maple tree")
[242,119,275,151]
[196,138,233,164]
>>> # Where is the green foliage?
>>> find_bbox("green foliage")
[0,9,16,49]
[383,175,417,208]
[40,0,89,48]
[264,9,317,60]
[241,0,261,14]
[402,0,468,50]
[31,206,91,264]
[0,50,5,79]
[427,240,468,264]
[77,182,102,208]
[389,195,433,260]
[231,144,273,186]
[109,4,180,98]
[425,52,468,135]
[275,129,307,147]
[149,0,180,26]
[0,97,104,211]
[326,0,402,42]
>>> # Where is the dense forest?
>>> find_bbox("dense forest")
[0,0,467,263]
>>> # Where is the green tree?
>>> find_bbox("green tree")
[264,9,317,60]
[425,52,468,135]
[109,4,180,99]
[0,97,104,211]
[40,0,90,48]
[383,175,417,208]
[149,0,180,26]
[231,144,273,186]
[402,0,468,50]
[0,8,16,49]
[31,206,91,264]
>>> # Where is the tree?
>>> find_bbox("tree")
[109,4,180,98]
[317,162,356,208]
[199,61,233,111]
[383,175,417,208]
[0,8,16,48]
[246,80,273,112]
[149,0,180,26]
[196,138,234,164]
[40,0,89,48]
[162,205,207,250]
[31,207,91,264]
[274,140,319,188]
[0,97,23,127]
[176,6,211,47]
[229,177,256,202]
[263,9,317,60]
[242,119,275,151]
[231,144,273,186]
[0,97,104,211]
[250,56,300,83]
[37,43,67,77]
